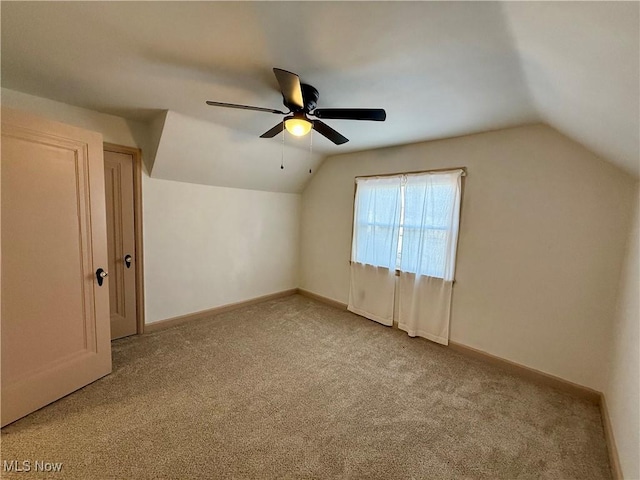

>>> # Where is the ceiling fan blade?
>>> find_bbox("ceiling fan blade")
[206,101,286,115]
[313,108,386,121]
[313,120,349,145]
[273,68,304,110]
[260,122,285,138]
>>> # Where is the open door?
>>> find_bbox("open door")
[103,146,142,339]
[1,108,112,427]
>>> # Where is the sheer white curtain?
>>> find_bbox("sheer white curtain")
[348,176,401,326]
[351,176,402,270]
[348,169,463,343]
[397,170,463,345]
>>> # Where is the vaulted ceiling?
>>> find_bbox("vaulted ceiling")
[2,2,638,192]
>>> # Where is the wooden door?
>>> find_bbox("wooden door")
[104,149,137,339]
[1,108,112,427]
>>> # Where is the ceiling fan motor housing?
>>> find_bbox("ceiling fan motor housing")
[292,84,318,112]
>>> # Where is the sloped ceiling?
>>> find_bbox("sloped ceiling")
[1,2,638,193]
[504,2,639,178]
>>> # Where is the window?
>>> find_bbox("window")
[352,170,463,281]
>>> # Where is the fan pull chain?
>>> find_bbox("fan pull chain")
[280,119,285,170]
[308,128,313,174]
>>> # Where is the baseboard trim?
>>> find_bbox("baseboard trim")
[144,289,298,333]
[297,288,348,310]
[448,341,601,404]
[600,393,623,480]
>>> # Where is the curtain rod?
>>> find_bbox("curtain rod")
[355,166,467,180]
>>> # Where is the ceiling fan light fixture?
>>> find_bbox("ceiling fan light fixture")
[207,67,385,145]
[285,118,312,137]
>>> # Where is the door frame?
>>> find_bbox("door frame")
[103,142,145,335]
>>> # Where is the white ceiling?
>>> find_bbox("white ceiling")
[2,1,638,193]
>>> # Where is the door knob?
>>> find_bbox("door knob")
[96,268,108,286]
[124,254,133,269]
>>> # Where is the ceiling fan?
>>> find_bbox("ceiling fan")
[206,68,386,145]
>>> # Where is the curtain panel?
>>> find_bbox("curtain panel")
[348,169,463,345]
[351,175,402,270]
[347,262,396,326]
[348,175,402,324]
[397,273,453,344]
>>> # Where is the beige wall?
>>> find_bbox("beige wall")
[143,178,299,323]
[2,89,301,324]
[299,124,636,391]
[606,185,639,479]
[1,88,150,152]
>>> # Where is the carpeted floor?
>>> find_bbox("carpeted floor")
[1,294,611,479]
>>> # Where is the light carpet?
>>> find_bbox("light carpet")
[1,294,611,479]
